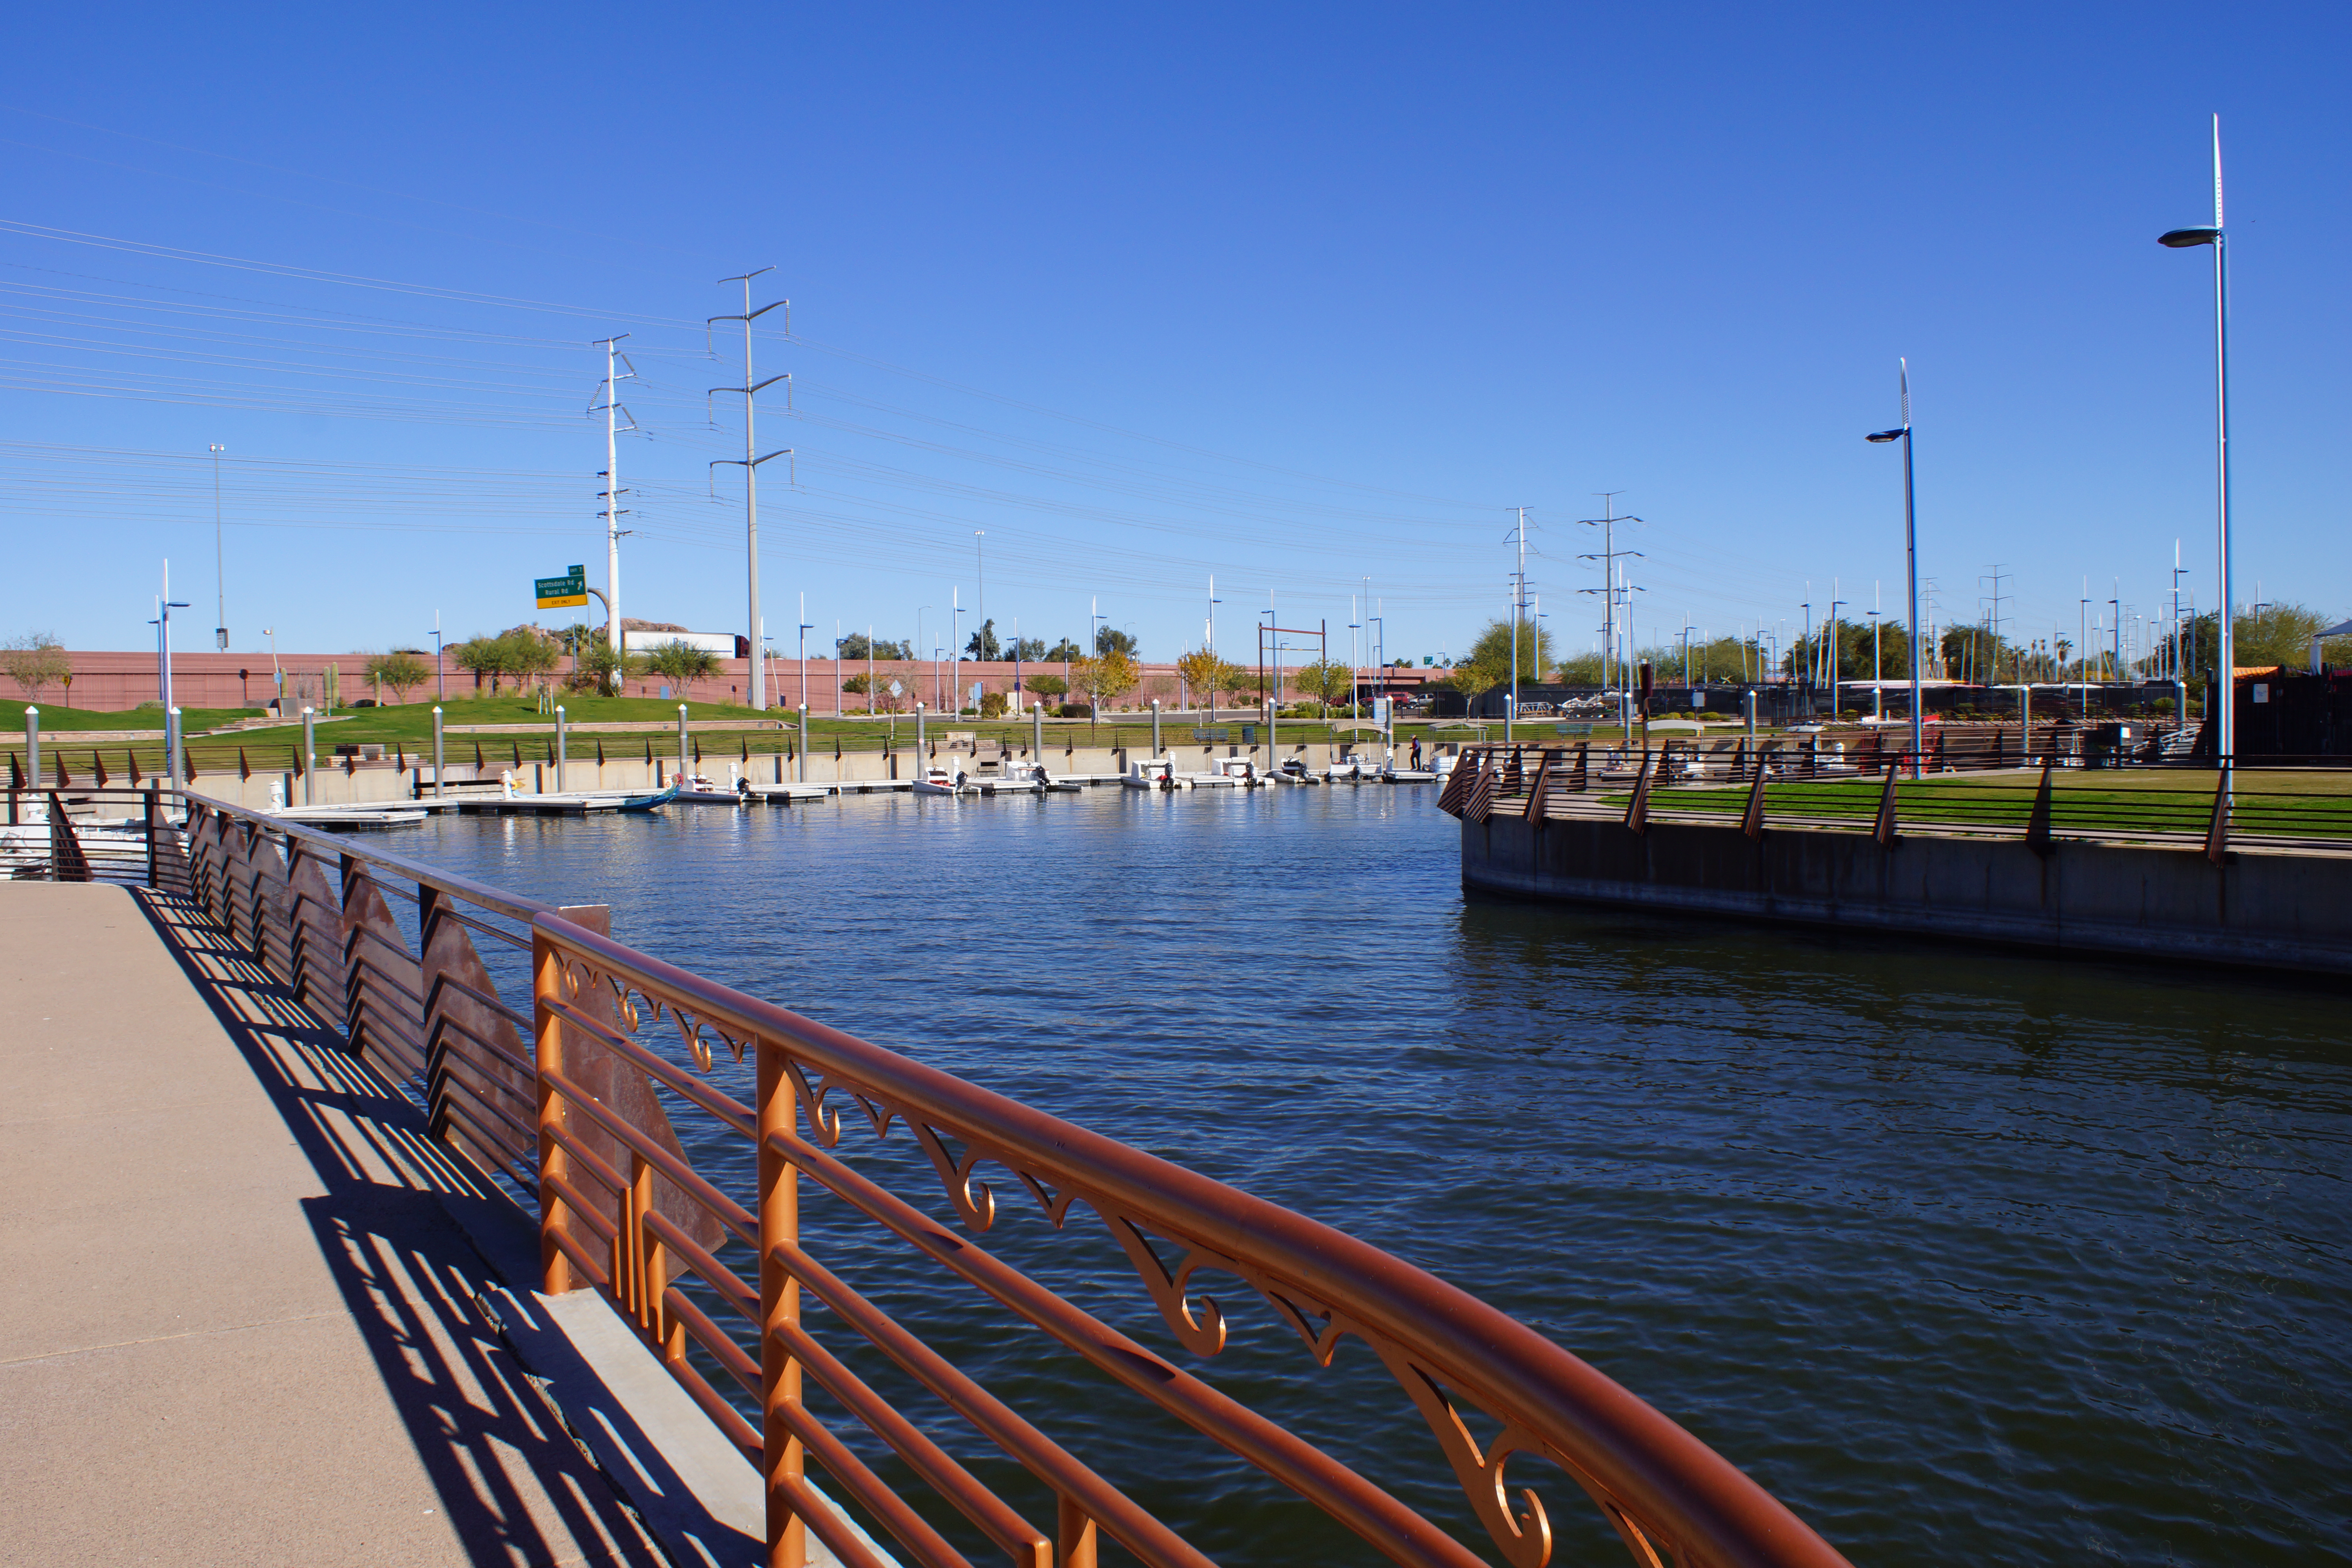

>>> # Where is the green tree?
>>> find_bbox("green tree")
[507,630,559,693]
[2,632,71,703]
[1070,650,1138,736]
[1550,652,1605,686]
[1216,660,1256,706]
[1464,619,1553,685]
[646,639,720,686]
[452,634,513,695]
[1936,623,2015,685]
[1438,661,1502,707]
[1025,672,1069,701]
[1290,658,1355,711]
[963,619,1002,661]
[574,641,647,694]
[839,632,913,661]
[1093,626,1140,657]
[365,651,432,703]
[1175,649,1224,712]
[2227,603,2341,669]
[1042,636,1086,662]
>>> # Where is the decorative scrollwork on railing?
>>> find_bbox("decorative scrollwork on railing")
[1371,1340,1559,1568]
[1102,1214,1229,1357]
[739,1043,1683,1568]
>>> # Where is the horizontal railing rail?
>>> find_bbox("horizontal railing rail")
[163,785,1854,1568]
[1439,743,2352,858]
[2,785,188,888]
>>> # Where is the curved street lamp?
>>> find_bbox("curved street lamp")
[1865,359,1924,777]
[2158,115,2231,784]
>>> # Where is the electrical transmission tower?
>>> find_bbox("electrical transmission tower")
[1979,564,2013,682]
[710,272,792,710]
[1577,494,1644,693]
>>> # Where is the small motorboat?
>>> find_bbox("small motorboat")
[1273,757,1322,785]
[615,784,679,813]
[913,759,971,796]
[977,766,1044,796]
[1184,757,1260,788]
[1323,759,1368,783]
[1121,757,1185,790]
[673,765,750,805]
[1010,762,1083,794]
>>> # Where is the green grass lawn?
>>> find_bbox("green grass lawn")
[2,701,250,733]
[1625,771,2352,839]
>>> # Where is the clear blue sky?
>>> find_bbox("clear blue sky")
[4,4,2345,672]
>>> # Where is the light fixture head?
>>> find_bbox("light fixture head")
[1866,428,1906,444]
[2158,226,2221,248]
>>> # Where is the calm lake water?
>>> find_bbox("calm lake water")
[400,784,2348,1566]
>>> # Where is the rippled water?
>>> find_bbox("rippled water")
[401,785,2349,1566]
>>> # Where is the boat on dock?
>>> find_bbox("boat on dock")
[976,769,1044,796]
[1182,757,1261,788]
[1121,757,1184,790]
[1273,757,1322,785]
[672,768,749,805]
[913,760,971,797]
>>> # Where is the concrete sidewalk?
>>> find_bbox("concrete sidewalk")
[0,882,668,1566]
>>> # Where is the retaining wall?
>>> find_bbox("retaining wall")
[1461,813,2352,975]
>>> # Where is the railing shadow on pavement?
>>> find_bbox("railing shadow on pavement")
[129,882,702,1567]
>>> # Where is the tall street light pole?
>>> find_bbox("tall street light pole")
[1866,358,1925,777]
[2160,114,2232,784]
[210,444,228,648]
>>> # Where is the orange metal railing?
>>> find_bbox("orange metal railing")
[173,787,1854,1568]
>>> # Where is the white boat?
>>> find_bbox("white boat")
[1273,757,1322,785]
[976,764,1043,795]
[1183,756,1261,788]
[1323,759,1368,782]
[913,759,971,796]
[673,766,749,805]
[1121,757,1184,790]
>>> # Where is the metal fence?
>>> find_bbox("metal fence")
[1438,742,2352,859]
[146,786,1855,1568]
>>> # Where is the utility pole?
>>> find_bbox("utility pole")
[2111,580,2123,684]
[975,531,986,660]
[592,335,636,691]
[799,593,814,712]
[710,272,790,710]
[2080,581,2092,716]
[1980,564,2012,683]
[210,444,228,649]
[1577,494,1642,696]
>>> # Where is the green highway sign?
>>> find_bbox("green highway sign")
[535,565,588,609]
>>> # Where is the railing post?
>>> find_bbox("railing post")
[532,925,575,1296]
[758,1039,806,1568]
[1057,1494,1099,1568]
[2205,766,2231,866]
[145,784,160,888]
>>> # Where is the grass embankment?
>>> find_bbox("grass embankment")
[1619,771,2352,840]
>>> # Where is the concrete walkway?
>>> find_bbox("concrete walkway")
[0,882,668,1566]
